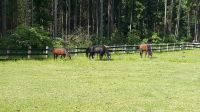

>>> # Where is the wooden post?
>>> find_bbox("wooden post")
[28,46,31,59]
[75,46,78,56]
[186,43,188,50]
[173,43,175,51]
[113,45,115,53]
[167,43,169,51]
[159,44,161,52]
[45,46,49,58]
[122,45,124,53]
[6,47,10,58]
[192,43,194,49]
[124,44,127,53]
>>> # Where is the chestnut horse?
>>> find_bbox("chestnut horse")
[139,44,152,58]
[52,48,71,59]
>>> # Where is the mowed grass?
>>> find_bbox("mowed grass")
[0,50,200,112]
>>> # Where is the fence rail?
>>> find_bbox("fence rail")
[0,43,200,59]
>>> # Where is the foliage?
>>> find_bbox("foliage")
[0,26,52,48]
[67,28,92,47]
[164,35,178,43]
[111,27,126,44]
[52,38,63,48]
[151,33,161,44]
[127,29,141,44]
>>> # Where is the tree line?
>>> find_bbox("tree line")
[0,0,200,48]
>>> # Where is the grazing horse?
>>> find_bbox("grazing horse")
[86,45,111,60]
[52,48,71,59]
[139,44,152,58]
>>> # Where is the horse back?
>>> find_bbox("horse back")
[139,44,148,51]
[52,48,67,55]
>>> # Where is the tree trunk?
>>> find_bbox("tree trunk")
[79,0,82,27]
[53,0,58,38]
[88,0,90,38]
[31,0,33,26]
[68,0,71,34]
[2,0,7,36]
[108,0,111,39]
[164,0,167,39]
[168,0,174,34]
[24,0,28,26]
[65,0,68,39]
[187,9,190,39]
[100,0,103,39]
[175,0,181,39]
[74,0,77,30]
[129,0,133,31]
[96,0,99,40]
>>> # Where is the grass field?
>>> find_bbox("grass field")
[0,50,200,112]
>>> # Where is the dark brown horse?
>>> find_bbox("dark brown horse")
[86,45,111,60]
[139,44,152,58]
[52,48,71,59]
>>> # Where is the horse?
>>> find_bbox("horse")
[86,45,111,60]
[138,44,152,58]
[52,48,71,60]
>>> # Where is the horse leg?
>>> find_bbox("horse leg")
[54,54,56,60]
[145,51,147,58]
[67,53,71,59]
[140,50,143,58]
[63,54,66,59]
[100,54,103,60]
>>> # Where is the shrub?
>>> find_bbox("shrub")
[127,29,141,44]
[151,33,161,44]
[67,28,92,47]
[0,26,52,48]
[164,34,178,43]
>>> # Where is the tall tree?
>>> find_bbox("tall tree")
[2,0,7,36]
[100,0,103,39]
[53,0,58,38]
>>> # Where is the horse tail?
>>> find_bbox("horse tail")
[86,47,90,57]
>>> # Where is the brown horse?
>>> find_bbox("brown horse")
[139,44,152,58]
[52,48,71,59]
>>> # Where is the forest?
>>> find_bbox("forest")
[0,0,200,48]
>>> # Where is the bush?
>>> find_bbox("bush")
[164,34,178,43]
[52,38,63,48]
[151,33,161,44]
[0,26,52,48]
[111,28,125,44]
[127,30,141,44]
[67,28,92,47]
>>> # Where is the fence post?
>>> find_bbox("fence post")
[112,45,115,53]
[192,43,194,49]
[166,43,169,51]
[45,46,49,58]
[28,46,31,59]
[159,44,161,52]
[186,43,188,50]
[173,43,175,51]
[7,47,10,58]
[75,46,78,56]
[124,44,127,53]
[133,44,136,53]
[180,44,181,50]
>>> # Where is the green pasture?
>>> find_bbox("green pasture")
[0,50,200,112]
